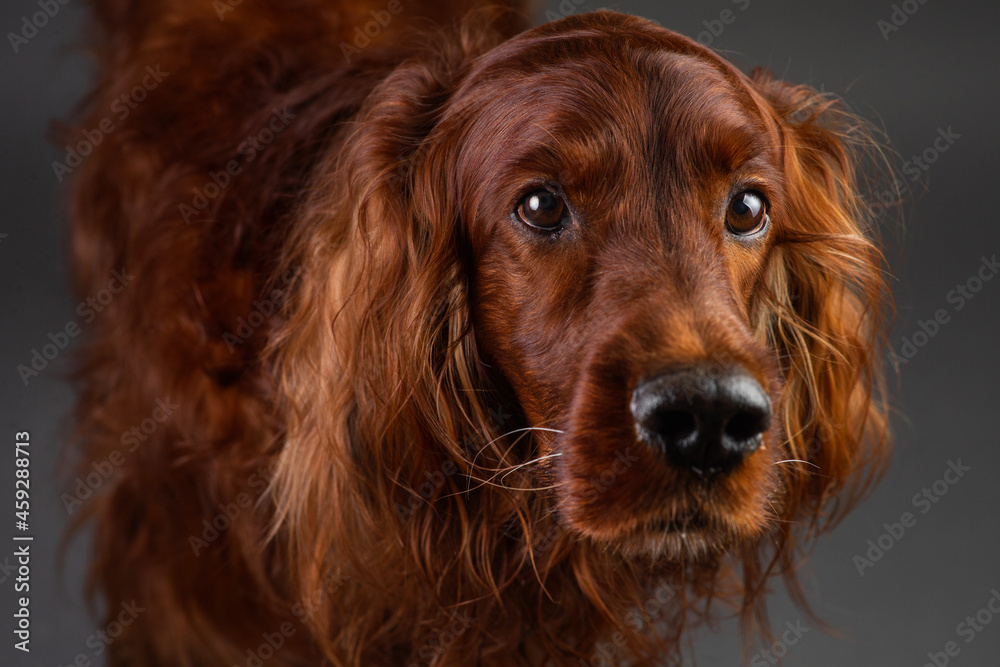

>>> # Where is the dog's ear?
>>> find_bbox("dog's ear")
[747,68,893,538]
[268,15,517,644]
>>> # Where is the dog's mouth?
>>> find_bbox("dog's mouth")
[611,510,740,559]
[542,341,783,560]
[549,443,772,558]
[648,512,710,535]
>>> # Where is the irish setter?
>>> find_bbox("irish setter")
[65,1,891,664]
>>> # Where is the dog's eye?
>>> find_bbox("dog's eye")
[726,191,769,236]
[516,190,566,230]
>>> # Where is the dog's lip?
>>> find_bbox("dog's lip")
[644,511,711,535]
[610,511,730,559]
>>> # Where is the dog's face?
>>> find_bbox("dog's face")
[436,19,789,558]
[291,10,883,582]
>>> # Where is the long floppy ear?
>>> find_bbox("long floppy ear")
[748,68,893,547]
[266,13,528,659]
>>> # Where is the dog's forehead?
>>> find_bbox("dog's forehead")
[460,41,757,127]
[448,34,774,197]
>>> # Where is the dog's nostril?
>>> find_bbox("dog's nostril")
[724,409,768,443]
[648,410,696,443]
[632,368,771,473]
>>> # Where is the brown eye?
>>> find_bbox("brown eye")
[516,190,566,230]
[726,191,769,236]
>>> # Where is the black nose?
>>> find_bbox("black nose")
[630,369,771,474]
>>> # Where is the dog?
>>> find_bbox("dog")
[65,1,891,664]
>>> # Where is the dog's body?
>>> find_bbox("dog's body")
[67,1,890,664]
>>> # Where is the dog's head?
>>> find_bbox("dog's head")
[447,16,792,560]
[274,7,890,655]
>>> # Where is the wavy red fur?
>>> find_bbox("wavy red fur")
[65,1,892,664]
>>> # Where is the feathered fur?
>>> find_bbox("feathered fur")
[65,2,891,665]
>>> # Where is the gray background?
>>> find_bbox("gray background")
[1,0,997,665]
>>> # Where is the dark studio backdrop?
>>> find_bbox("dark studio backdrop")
[0,0,997,665]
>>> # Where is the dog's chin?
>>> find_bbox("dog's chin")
[565,506,768,561]
[608,515,748,560]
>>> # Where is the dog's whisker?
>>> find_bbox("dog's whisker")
[472,450,562,476]
[774,459,820,469]
[497,452,562,484]
[459,452,563,495]
[445,476,565,498]
[491,426,565,443]
[466,427,563,495]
